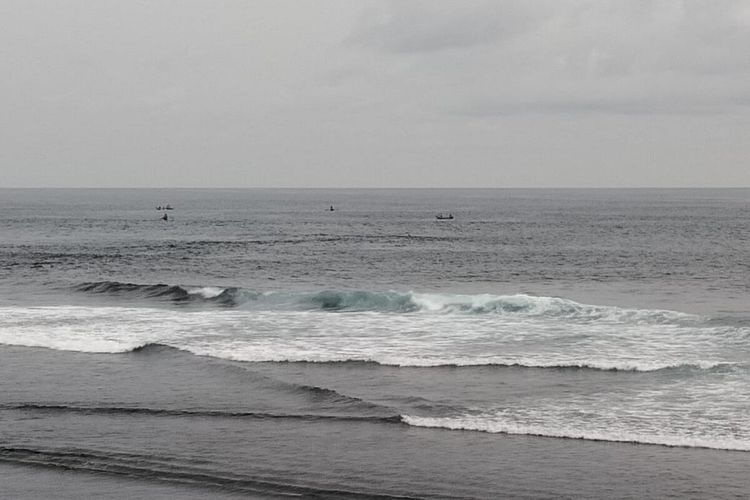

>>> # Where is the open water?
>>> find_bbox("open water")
[1,188,749,498]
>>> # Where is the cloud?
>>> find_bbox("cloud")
[1,0,749,187]
[347,0,555,53]
[343,0,750,116]
[456,95,750,117]
[348,0,750,73]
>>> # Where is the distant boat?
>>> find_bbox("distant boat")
[165,204,174,210]
[436,213,454,220]
[329,205,335,211]
[161,213,168,221]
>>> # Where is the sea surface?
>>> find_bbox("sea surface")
[1,188,749,498]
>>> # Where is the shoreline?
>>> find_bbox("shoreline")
[2,345,750,498]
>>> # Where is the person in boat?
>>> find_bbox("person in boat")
[161,213,168,221]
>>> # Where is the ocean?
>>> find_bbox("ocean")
[1,188,749,499]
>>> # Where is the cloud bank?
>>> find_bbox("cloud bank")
[1,0,748,187]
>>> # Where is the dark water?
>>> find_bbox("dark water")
[1,188,749,498]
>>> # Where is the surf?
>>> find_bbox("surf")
[401,415,750,452]
[0,296,747,372]
[72,281,704,323]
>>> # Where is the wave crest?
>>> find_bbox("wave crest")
[72,281,699,324]
[73,281,245,306]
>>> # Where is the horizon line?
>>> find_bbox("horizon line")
[1,186,749,190]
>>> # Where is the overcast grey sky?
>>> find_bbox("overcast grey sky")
[2,0,749,188]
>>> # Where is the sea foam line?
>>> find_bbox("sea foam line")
[401,415,750,452]
[0,304,744,372]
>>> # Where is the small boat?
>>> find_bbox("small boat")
[165,204,174,210]
[436,213,454,220]
[329,205,335,211]
[161,213,168,221]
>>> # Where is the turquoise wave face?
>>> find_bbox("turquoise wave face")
[72,281,703,326]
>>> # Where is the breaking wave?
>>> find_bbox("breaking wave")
[2,291,744,372]
[73,281,699,323]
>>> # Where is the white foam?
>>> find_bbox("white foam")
[402,415,750,452]
[187,287,226,299]
[410,293,580,314]
[0,306,162,353]
[2,304,748,451]
[0,305,744,371]
[407,292,699,324]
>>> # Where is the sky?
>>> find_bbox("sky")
[1,0,749,188]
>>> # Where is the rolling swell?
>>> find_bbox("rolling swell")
[129,342,179,354]
[291,383,387,409]
[0,447,421,499]
[126,344,394,413]
[73,281,242,306]
[75,281,190,300]
[3,404,404,424]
